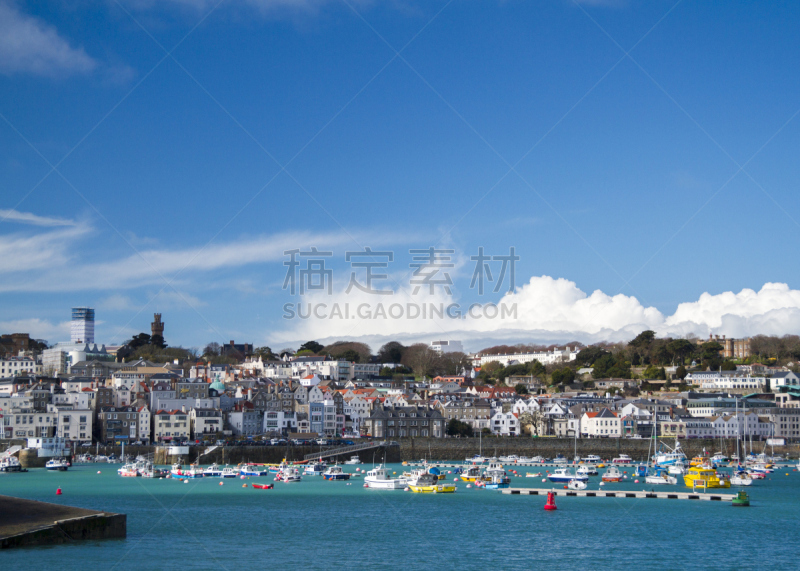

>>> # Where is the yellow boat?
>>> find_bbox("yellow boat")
[683,466,731,489]
[460,466,482,483]
[409,473,457,493]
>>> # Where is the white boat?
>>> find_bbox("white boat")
[730,472,753,486]
[183,465,204,479]
[581,455,602,464]
[118,463,139,477]
[94,455,109,463]
[0,456,22,472]
[403,468,431,486]
[611,454,632,464]
[221,466,238,478]
[667,461,686,476]
[552,455,568,465]
[465,455,488,464]
[203,463,223,477]
[654,440,687,467]
[567,479,587,490]
[548,467,587,483]
[240,464,270,477]
[277,466,302,482]
[483,460,506,475]
[498,455,519,464]
[529,456,545,463]
[481,470,510,489]
[344,455,362,465]
[364,465,407,489]
[577,465,598,477]
[645,468,677,485]
[303,463,327,476]
[45,458,69,471]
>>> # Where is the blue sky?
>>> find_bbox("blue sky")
[2,0,800,352]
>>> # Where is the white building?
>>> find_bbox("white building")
[262,410,297,435]
[490,411,519,436]
[138,406,151,443]
[474,347,579,368]
[70,307,95,344]
[42,342,110,375]
[0,356,41,377]
[53,406,93,443]
[581,408,620,438]
[152,409,190,442]
[690,374,768,392]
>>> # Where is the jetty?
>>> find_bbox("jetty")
[0,495,126,549]
[502,487,736,501]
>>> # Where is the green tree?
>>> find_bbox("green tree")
[528,360,546,376]
[446,419,474,437]
[514,383,529,395]
[720,361,737,371]
[551,367,576,385]
[377,341,405,363]
[675,365,687,380]
[150,334,167,349]
[300,341,324,354]
[629,330,656,348]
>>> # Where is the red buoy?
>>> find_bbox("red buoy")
[544,491,557,511]
[56,488,62,496]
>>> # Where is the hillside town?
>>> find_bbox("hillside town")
[2,308,800,448]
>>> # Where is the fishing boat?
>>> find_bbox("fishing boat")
[183,465,204,479]
[552,454,568,465]
[667,460,686,476]
[118,463,140,477]
[0,455,22,472]
[654,440,687,467]
[408,472,456,493]
[276,466,302,482]
[549,467,587,484]
[601,466,623,482]
[203,463,224,477]
[611,454,632,465]
[465,454,488,464]
[170,463,185,477]
[498,455,519,464]
[344,455,362,465]
[460,466,482,483]
[364,465,406,489]
[252,483,274,490]
[240,464,270,477]
[403,467,432,486]
[141,466,167,478]
[323,465,350,480]
[45,458,69,471]
[221,466,238,478]
[303,463,327,476]
[581,455,602,464]
[567,479,587,490]
[683,466,731,489]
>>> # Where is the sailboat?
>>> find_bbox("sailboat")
[645,412,676,485]
[730,397,753,487]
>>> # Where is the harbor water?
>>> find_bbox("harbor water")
[2,463,799,569]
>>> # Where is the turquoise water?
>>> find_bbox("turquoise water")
[2,463,799,570]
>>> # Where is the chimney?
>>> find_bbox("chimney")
[181,405,186,413]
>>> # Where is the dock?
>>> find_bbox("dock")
[502,487,736,501]
[0,495,126,549]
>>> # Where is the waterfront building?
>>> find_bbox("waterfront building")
[581,408,621,438]
[364,405,444,438]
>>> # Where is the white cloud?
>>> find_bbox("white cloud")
[0,2,97,77]
[271,278,800,351]
[0,224,90,274]
[0,208,78,227]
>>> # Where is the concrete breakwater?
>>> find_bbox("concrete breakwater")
[0,495,126,549]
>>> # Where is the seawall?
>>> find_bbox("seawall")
[0,495,126,549]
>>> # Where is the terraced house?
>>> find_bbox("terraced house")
[365,406,445,438]
[153,409,190,442]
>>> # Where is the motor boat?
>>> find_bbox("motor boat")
[344,455,362,465]
[730,471,754,486]
[240,464,270,477]
[46,458,69,471]
[252,483,274,490]
[611,455,632,465]
[567,479,587,490]
[577,465,598,477]
[276,466,302,483]
[182,465,204,479]
[323,465,350,480]
[118,463,140,477]
[480,470,510,489]
[203,463,224,477]
[221,466,238,478]
[303,463,327,476]
[0,455,22,472]
[548,467,587,484]
[582,455,602,464]
[645,467,677,485]
[364,465,406,489]
[408,472,456,493]
[552,454,568,465]
[460,466,482,483]
[602,466,623,482]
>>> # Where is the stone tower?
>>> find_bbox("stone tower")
[151,313,164,338]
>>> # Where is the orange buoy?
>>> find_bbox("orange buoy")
[56,488,62,496]
[544,491,557,511]
[563,485,567,489]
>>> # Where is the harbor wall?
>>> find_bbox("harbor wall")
[81,438,797,465]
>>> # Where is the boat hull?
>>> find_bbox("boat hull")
[323,474,350,480]
[409,484,456,493]
[364,478,406,489]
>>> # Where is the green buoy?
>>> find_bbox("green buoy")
[732,490,750,507]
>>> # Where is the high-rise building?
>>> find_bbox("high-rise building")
[70,307,95,344]
[151,313,164,339]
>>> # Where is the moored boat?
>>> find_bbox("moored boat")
[344,455,362,465]
[549,467,587,484]
[240,464,270,477]
[567,479,587,490]
[303,463,327,476]
[323,465,350,480]
[45,458,69,471]
[0,455,22,472]
[460,466,482,483]
[408,472,456,493]
[276,466,302,482]
[602,466,623,482]
[118,463,140,477]
[203,463,223,477]
[364,465,406,489]
[252,483,274,490]
[611,454,632,465]
[683,466,730,489]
